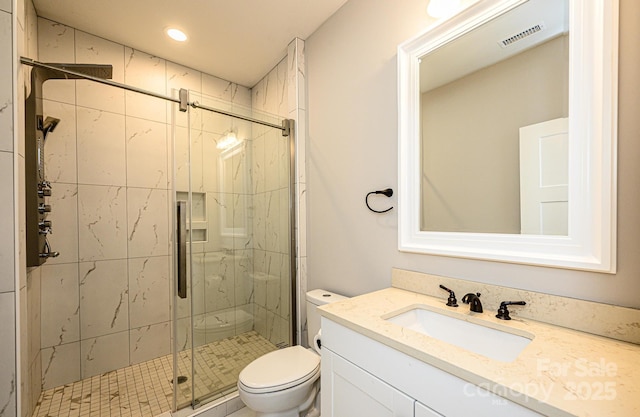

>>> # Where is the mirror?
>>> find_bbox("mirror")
[398,0,618,272]
[421,0,569,235]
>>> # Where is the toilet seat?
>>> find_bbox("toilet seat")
[238,345,320,394]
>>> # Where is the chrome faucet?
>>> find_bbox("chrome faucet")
[461,292,483,313]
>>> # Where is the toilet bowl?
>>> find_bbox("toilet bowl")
[237,289,347,417]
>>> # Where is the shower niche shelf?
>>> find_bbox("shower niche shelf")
[177,191,209,243]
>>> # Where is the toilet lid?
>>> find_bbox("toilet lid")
[239,345,320,394]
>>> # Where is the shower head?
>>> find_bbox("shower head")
[42,117,60,135]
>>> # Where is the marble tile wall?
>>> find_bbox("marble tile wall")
[286,39,308,347]
[11,1,43,417]
[250,46,302,348]
[0,0,16,414]
[36,17,256,390]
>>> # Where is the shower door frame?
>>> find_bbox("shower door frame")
[175,90,298,410]
[20,57,298,414]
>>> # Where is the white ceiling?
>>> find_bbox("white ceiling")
[33,0,349,87]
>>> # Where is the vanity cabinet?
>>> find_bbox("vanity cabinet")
[321,318,543,417]
[322,349,417,417]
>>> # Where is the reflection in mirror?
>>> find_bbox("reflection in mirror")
[398,0,618,272]
[420,0,569,235]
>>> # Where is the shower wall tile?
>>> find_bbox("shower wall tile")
[202,132,221,193]
[0,11,12,153]
[297,182,307,258]
[280,255,291,321]
[276,58,288,117]
[0,292,16,416]
[26,267,41,368]
[201,74,252,108]
[46,183,78,265]
[253,304,266,340]
[293,108,307,184]
[28,351,41,415]
[266,311,288,347]
[128,256,170,328]
[124,48,167,124]
[0,152,14,293]
[38,18,75,105]
[192,130,205,193]
[126,116,168,189]
[265,191,281,252]
[174,125,189,191]
[41,342,80,390]
[234,250,254,306]
[78,185,127,261]
[253,192,266,250]
[252,136,265,195]
[17,156,26,289]
[173,316,191,352]
[77,107,126,186]
[278,135,289,189]
[200,100,228,134]
[19,286,28,417]
[263,131,278,192]
[129,322,170,365]
[75,31,125,114]
[26,0,38,60]
[40,263,80,348]
[126,188,169,258]
[190,253,205,316]
[279,188,289,254]
[42,100,77,184]
[79,259,129,339]
[204,252,235,312]
[80,331,129,379]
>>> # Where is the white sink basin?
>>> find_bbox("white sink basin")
[386,307,532,362]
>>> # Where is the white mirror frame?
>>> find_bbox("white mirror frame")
[398,0,618,272]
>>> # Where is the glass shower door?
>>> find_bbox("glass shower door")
[172,90,293,408]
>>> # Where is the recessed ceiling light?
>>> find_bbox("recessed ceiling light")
[167,28,188,42]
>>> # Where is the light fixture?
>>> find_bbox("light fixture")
[427,0,461,18]
[217,131,241,150]
[167,28,188,42]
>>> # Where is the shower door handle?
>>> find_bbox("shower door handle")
[177,200,187,299]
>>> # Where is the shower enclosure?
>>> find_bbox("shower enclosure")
[172,91,295,408]
[24,52,295,417]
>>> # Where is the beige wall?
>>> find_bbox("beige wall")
[421,35,569,233]
[306,0,640,308]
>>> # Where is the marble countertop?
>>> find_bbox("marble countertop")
[319,287,640,417]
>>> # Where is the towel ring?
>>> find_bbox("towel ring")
[366,188,393,213]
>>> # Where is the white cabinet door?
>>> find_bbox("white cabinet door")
[322,348,415,417]
[415,402,443,417]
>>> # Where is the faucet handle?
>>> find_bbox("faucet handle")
[439,284,458,307]
[496,301,526,320]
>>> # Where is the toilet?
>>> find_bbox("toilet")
[238,289,347,417]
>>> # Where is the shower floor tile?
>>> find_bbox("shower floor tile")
[33,331,277,417]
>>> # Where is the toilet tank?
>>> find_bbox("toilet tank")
[306,289,348,347]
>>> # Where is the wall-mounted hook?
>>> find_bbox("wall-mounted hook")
[366,188,393,213]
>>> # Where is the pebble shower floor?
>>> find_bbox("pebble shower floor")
[32,331,277,417]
